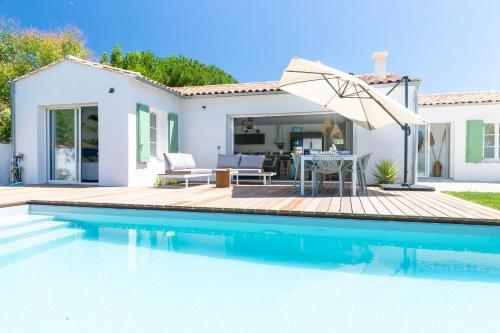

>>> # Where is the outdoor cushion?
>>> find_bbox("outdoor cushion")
[181,154,197,169]
[239,155,265,169]
[167,168,212,175]
[235,169,262,174]
[217,154,241,168]
[165,153,186,171]
[163,153,173,172]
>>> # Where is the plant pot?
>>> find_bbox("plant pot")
[433,161,442,177]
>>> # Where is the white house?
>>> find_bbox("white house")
[418,91,500,182]
[10,53,421,186]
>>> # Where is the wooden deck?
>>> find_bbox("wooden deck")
[1,183,500,225]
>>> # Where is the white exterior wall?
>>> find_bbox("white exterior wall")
[181,83,419,184]
[181,93,328,169]
[14,60,134,186]
[127,80,182,186]
[0,143,10,185]
[420,103,500,182]
[13,60,182,187]
[355,83,419,184]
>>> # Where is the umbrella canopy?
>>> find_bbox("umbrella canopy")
[278,57,426,130]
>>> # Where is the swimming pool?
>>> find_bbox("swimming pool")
[1,204,500,332]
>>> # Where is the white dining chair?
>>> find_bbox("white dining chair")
[312,154,345,196]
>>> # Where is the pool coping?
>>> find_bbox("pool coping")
[2,199,500,227]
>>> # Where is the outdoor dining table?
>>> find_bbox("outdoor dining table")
[300,154,358,196]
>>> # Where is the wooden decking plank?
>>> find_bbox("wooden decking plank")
[349,195,365,215]
[339,195,352,214]
[0,184,499,224]
[402,191,466,219]
[434,192,500,219]
[357,193,378,215]
[366,188,395,216]
[387,190,440,217]
[378,191,420,216]
[420,193,500,219]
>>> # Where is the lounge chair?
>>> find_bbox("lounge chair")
[159,153,212,187]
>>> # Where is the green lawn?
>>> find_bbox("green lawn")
[443,191,500,211]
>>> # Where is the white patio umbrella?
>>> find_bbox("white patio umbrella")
[278,57,426,130]
[279,57,428,187]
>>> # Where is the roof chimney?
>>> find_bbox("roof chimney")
[372,51,388,80]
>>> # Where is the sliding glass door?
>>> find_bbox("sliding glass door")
[48,106,99,183]
[81,106,99,182]
[49,108,78,182]
[417,124,429,177]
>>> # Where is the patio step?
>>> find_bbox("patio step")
[0,227,83,267]
[0,220,70,244]
[0,214,55,231]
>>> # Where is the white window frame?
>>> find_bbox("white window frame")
[484,122,500,162]
[150,112,158,158]
[45,103,99,184]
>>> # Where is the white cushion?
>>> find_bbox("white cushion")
[168,168,211,175]
[181,154,196,169]
[235,169,262,174]
[165,154,186,170]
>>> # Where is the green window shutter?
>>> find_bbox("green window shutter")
[168,113,179,153]
[466,120,484,163]
[137,103,150,162]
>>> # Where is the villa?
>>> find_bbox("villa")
[9,52,421,186]
[8,53,500,187]
[4,54,500,333]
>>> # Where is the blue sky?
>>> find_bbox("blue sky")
[1,0,499,93]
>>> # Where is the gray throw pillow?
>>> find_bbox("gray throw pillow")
[217,154,241,168]
[239,155,265,169]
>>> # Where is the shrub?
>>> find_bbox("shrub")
[154,177,179,187]
[372,159,399,184]
[154,177,166,187]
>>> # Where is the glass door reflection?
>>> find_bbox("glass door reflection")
[49,108,78,182]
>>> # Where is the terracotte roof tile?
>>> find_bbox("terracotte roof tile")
[420,91,500,106]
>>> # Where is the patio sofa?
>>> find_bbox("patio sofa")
[215,154,276,185]
[159,153,212,187]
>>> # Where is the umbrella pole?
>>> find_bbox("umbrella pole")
[402,123,410,186]
[402,76,410,186]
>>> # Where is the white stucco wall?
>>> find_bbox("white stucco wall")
[181,82,419,184]
[14,60,134,186]
[127,80,181,186]
[420,103,500,182]
[0,143,10,185]
[13,60,182,187]
[354,83,419,184]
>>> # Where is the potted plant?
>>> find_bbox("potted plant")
[372,159,399,185]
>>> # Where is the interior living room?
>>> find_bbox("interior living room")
[232,113,353,180]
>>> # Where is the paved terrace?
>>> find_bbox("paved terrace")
[0,184,499,225]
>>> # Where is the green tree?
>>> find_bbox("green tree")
[0,19,91,142]
[100,44,237,87]
[0,108,10,143]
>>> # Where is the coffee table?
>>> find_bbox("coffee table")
[215,169,239,188]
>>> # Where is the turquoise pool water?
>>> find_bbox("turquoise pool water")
[1,205,500,332]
